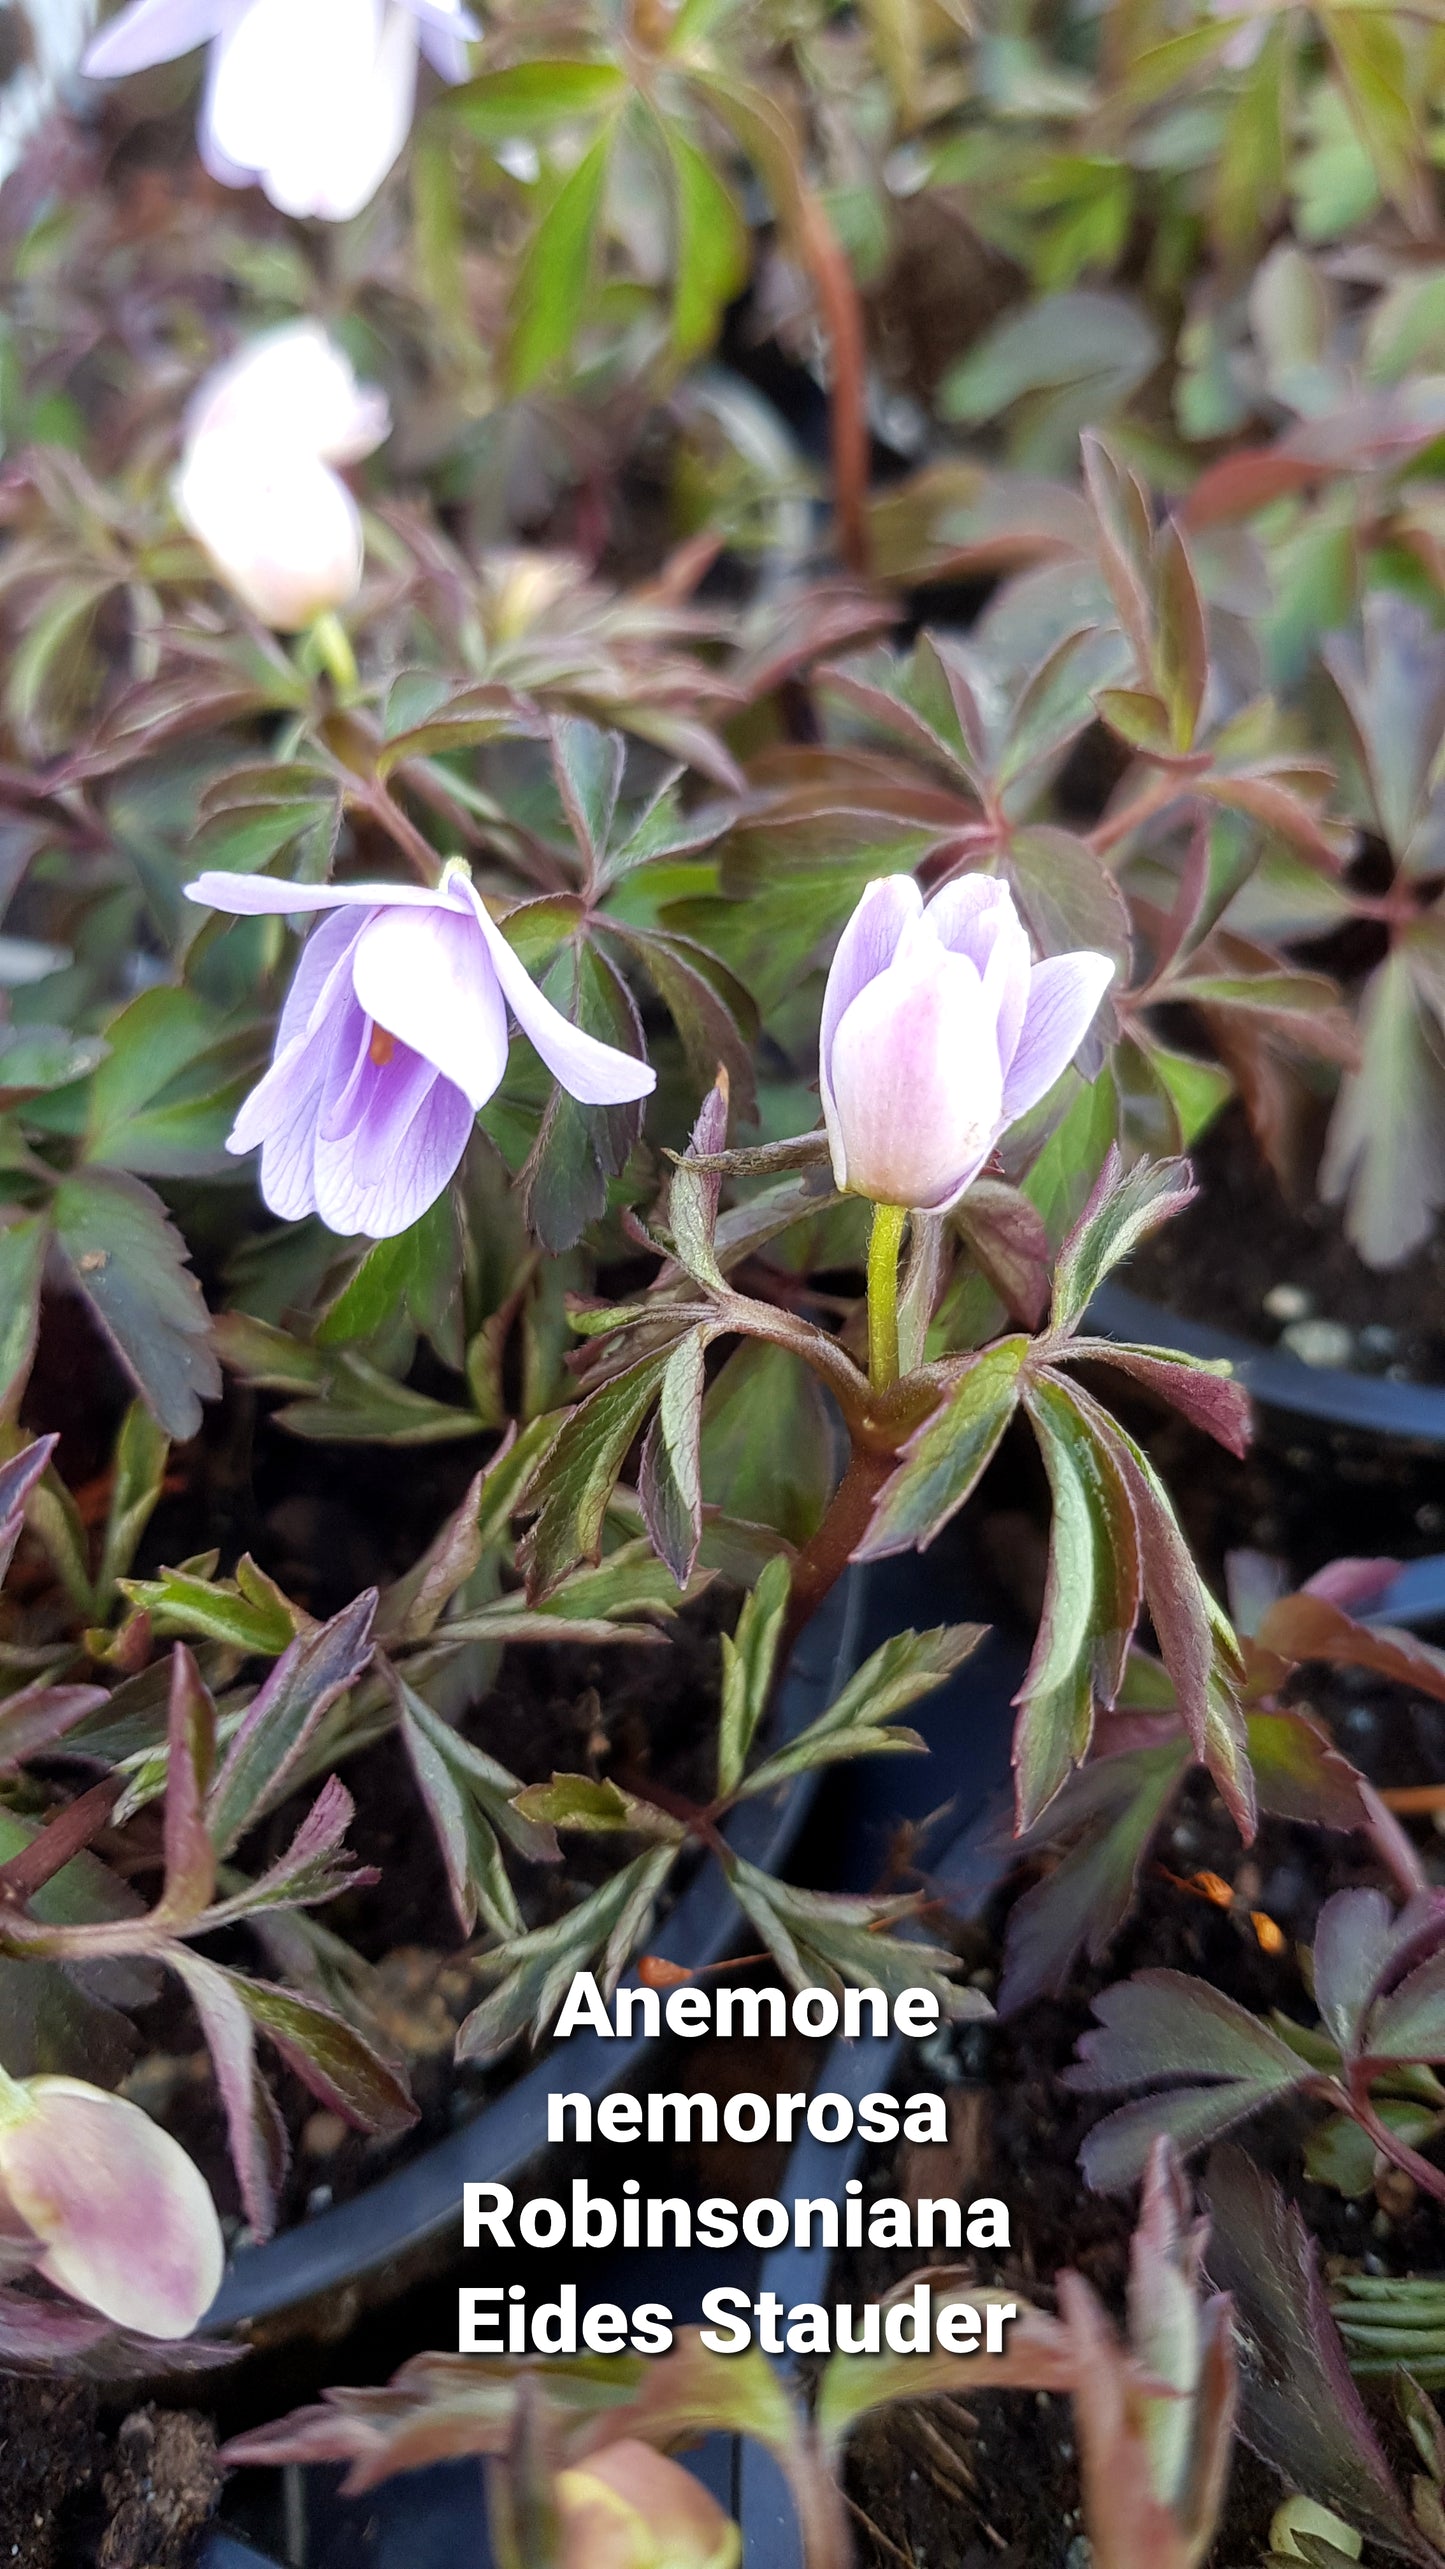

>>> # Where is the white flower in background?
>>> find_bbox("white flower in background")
[82,0,478,222]
[176,321,389,629]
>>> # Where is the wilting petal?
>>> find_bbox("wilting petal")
[186,873,443,917]
[83,0,229,77]
[827,947,1003,1210]
[352,902,509,1111]
[1002,951,1115,1120]
[455,878,656,1106]
[819,875,921,1123]
[186,321,390,465]
[0,2078,223,2339]
[208,0,420,221]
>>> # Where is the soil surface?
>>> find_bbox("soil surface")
[0,2388,220,2569]
[1130,1104,1445,1386]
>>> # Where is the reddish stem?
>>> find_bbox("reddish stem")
[1343,2068,1445,2208]
[797,187,871,579]
[0,1776,122,1906]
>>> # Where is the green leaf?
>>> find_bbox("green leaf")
[1014,1375,1141,1828]
[95,1402,170,1612]
[940,290,1160,472]
[519,1346,674,1598]
[315,1194,464,1365]
[717,1554,791,1798]
[1320,940,1445,1268]
[50,1168,220,1441]
[665,124,749,357]
[119,1558,299,1657]
[726,1862,970,2013]
[1069,1971,1312,2188]
[455,1844,679,2060]
[511,1773,683,1839]
[210,1959,416,2136]
[508,127,614,391]
[84,987,261,1178]
[550,718,626,871]
[450,60,626,139]
[0,1024,107,1106]
[1325,5,1426,227]
[639,1328,707,1588]
[856,1338,1027,1559]
[206,1590,377,1852]
[701,1339,837,1546]
[0,1218,47,1420]
[1050,1149,1197,1331]
[393,1673,537,1938]
[742,1621,982,1796]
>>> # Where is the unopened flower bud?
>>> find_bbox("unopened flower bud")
[0,2071,223,2339]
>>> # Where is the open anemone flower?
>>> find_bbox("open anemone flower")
[186,868,656,1239]
[821,874,1116,1214]
[83,0,478,222]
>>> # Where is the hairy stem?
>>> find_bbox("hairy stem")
[866,1203,908,1393]
[786,1443,897,1643]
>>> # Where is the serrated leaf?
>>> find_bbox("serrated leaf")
[455,1844,679,2061]
[206,1591,377,1853]
[1051,1150,1197,1331]
[717,1553,791,1798]
[741,1620,982,1797]
[856,1338,1027,1559]
[639,1328,707,1588]
[50,1168,220,1441]
[1068,1972,1310,2189]
[1014,1375,1142,1828]
[519,1347,673,1598]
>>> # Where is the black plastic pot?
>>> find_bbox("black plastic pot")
[204,2536,284,2569]
[1089,1279,1445,1445]
[212,1541,1022,2563]
[207,1574,862,2344]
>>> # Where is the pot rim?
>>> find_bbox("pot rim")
[204,1570,864,2338]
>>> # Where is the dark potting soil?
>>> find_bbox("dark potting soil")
[830,1701,1445,2569]
[1129,1103,1445,1387]
[0,2387,221,2569]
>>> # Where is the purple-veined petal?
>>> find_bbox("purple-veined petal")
[455,878,656,1107]
[819,875,922,1128]
[83,0,229,78]
[1002,951,1116,1121]
[827,945,1004,1211]
[0,2079,223,2340]
[186,873,451,917]
[314,1044,473,1238]
[352,902,509,1111]
[276,908,375,1051]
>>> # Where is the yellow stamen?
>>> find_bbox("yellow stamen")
[1251,1911,1286,1955]
[369,1025,395,1068]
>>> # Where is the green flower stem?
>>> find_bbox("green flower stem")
[308,610,358,698]
[866,1201,909,1393]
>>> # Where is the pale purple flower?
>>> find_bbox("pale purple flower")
[186,868,656,1239]
[83,0,478,222]
[820,875,1115,1212]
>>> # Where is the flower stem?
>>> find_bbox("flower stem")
[866,1202,908,1392]
[308,611,358,698]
